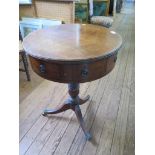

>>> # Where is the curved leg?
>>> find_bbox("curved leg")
[79,95,90,105]
[42,83,92,140]
[42,103,71,116]
[73,104,91,140]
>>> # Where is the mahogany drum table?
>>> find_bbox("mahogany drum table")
[23,24,122,140]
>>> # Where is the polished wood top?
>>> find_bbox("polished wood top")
[23,24,122,62]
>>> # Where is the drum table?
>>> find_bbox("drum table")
[23,24,122,140]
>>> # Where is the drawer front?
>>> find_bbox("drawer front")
[29,54,117,83]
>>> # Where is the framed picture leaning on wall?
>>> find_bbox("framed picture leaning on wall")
[19,0,32,5]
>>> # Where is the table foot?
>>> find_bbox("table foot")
[79,95,90,105]
[73,104,91,140]
[85,132,92,141]
[42,103,70,116]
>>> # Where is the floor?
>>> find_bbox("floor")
[19,2,135,155]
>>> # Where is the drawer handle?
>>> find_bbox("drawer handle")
[40,64,46,73]
[81,67,88,78]
[114,56,117,62]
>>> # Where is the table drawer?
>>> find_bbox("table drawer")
[29,53,117,83]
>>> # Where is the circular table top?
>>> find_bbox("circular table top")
[23,24,122,62]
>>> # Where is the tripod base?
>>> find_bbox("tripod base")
[42,83,91,140]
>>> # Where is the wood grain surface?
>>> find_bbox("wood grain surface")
[23,24,122,62]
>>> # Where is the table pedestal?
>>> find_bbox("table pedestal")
[42,83,91,140]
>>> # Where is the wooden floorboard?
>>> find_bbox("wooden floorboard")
[110,29,134,155]
[123,60,135,155]
[19,2,135,155]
